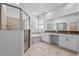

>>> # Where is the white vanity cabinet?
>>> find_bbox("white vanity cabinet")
[42,33,59,44]
[59,34,78,52]
[42,32,78,52]
[42,33,50,43]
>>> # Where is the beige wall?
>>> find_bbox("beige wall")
[1,4,19,30]
[7,16,19,30]
[70,22,78,31]
[1,5,7,30]
[0,4,1,29]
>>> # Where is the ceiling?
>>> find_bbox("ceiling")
[9,3,67,16]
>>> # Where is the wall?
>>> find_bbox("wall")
[30,16,39,32]
[1,5,7,29]
[6,5,19,18]
[1,4,22,30]
[0,30,24,56]
[7,16,19,30]
[45,3,79,31]
[53,14,79,31]
[78,22,79,31]
[0,4,1,29]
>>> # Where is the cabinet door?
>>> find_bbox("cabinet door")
[50,35,59,44]
[59,35,78,52]
[59,35,67,47]
[42,33,50,43]
[65,35,77,52]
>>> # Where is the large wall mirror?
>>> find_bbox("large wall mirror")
[47,23,57,30]
[57,23,67,31]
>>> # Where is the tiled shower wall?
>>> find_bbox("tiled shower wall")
[7,16,19,30]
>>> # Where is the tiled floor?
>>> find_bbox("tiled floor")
[25,42,78,56]
[31,36,42,44]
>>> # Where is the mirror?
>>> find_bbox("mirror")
[57,23,67,31]
[47,23,57,30]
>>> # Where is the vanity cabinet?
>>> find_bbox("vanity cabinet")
[50,35,59,45]
[42,33,50,43]
[42,32,79,52]
[42,33,79,52]
[59,34,78,52]
[42,33,59,44]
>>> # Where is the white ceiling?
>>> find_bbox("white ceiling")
[9,3,67,16]
[20,3,67,16]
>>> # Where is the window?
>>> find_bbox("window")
[38,20,44,29]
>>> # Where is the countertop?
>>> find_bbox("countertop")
[44,30,79,35]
